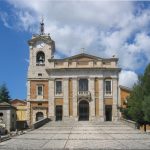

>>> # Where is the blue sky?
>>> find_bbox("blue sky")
[0,1,150,99]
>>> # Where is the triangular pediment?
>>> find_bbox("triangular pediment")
[64,53,102,61]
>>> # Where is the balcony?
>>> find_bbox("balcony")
[78,91,91,100]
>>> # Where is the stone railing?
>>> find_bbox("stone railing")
[120,118,138,129]
[31,118,50,129]
[78,91,91,97]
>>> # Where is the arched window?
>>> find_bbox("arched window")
[36,112,44,121]
[36,51,45,64]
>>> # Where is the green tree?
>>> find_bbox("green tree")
[142,64,150,123]
[127,80,144,123]
[0,84,11,103]
[123,63,150,131]
[142,64,150,96]
[143,96,150,122]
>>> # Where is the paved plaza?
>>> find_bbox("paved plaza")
[0,121,150,149]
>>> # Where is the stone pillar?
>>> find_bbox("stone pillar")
[72,78,78,120]
[89,77,95,120]
[63,78,69,119]
[48,79,55,120]
[99,78,104,121]
[112,78,119,121]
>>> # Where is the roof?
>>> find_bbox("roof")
[49,53,119,62]
[11,99,27,106]
[11,99,26,104]
[0,101,11,106]
[0,101,16,109]
[119,85,132,92]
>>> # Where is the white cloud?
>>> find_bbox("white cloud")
[0,12,12,28]
[2,1,150,73]
[119,70,138,88]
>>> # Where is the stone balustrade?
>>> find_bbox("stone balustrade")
[31,118,50,129]
[78,91,91,101]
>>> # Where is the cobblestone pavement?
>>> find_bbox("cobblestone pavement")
[0,121,150,149]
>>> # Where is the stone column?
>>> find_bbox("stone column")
[72,78,78,120]
[112,78,119,121]
[48,79,55,120]
[63,78,69,119]
[99,78,104,121]
[89,77,95,120]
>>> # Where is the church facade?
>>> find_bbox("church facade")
[26,24,121,126]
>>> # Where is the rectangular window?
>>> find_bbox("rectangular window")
[37,85,43,96]
[79,79,88,91]
[105,80,112,95]
[55,80,62,95]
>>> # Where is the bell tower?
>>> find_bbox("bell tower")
[27,19,55,78]
[27,19,55,126]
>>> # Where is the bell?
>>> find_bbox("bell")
[39,56,43,61]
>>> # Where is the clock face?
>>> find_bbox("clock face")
[35,41,45,48]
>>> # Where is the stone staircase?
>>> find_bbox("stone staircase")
[0,121,150,149]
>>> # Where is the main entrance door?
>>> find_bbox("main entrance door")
[55,105,63,121]
[105,105,112,121]
[79,100,89,121]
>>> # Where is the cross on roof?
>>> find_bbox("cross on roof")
[81,48,85,53]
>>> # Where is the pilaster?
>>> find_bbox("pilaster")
[72,78,78,120]
[112,78,119,121]
[27,80,30,100]
[89,77,95,120]
[63,78,69,118]
[27,101,31,126]
[26,80,31,126]
[99,78,104,121]
[48,78,55,120]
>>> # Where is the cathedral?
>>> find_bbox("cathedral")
[27,21,121,126]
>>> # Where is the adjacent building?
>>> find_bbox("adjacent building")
[11,99,27,129]
[26,21,122,126]
[119,85,131,109]
[0,102,16,131]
